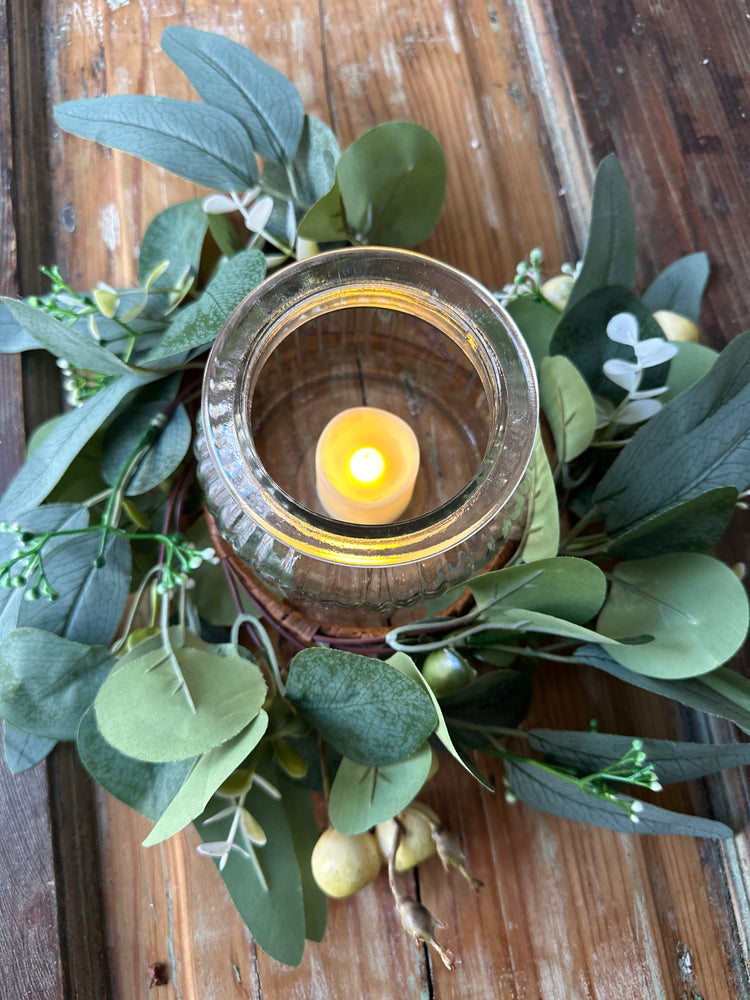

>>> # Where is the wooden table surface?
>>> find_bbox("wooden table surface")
[1,1,749,997]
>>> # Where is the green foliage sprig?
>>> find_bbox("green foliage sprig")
[0,26,748,968]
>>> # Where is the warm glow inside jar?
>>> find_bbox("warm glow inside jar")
[197,248,538,624]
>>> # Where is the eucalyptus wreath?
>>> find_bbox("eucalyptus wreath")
[1,27,749,967]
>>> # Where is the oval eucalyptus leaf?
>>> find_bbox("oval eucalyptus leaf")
[146,249,266,361]
[504,758,732,838]
[439,670,532,733]
[143,711,269,845]
[593,331,750,537]
[641,252,710,322]
[94,642,267,762]
[336,121,446,247]
[137,199,208,293]
[565,155,636,313]
[277,771,327,942]
[297,181,349,243]
[0,372,160,520]
[328,744,432,835]
[550,286,669,404]
[196,755,306,967]
[539,355,597,463]
[54,96,257,190]
[77,707,193,821]
[262,115,340,210]
[661,341,718,403]
[597,554,749,679]
[518,433,560,562]
[528,728,750,785]
[161,27,304,163]
[285,648,437,767]
[0,628,114,740]
[1,299,134,376]
[467,557,606,625]
[505,296,560,369]
[3,720,56,773]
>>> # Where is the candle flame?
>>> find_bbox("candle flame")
[349,447,385,484]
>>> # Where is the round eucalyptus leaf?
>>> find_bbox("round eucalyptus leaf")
[597,553,749,678]
[540,355,597,463]
[518,433,560,562]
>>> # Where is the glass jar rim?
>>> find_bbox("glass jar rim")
[202,247,538,567]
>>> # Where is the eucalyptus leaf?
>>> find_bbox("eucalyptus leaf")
[3,721,56,773]
[504,758,732,838]
[528,728,750,785]
[94,640,267,762]
[146,248,266,361]
[661,341,718,403]
[297,181,349,243]
[505,296,560,369]
[540,355,597,463]
[101,379,192,496]
[1,299,134,376]
[143,711,268,845]
[606,487,738,558]
[207,213,244,258]
[262,115,340,209]
[77,707,192,821]
[0,628,114,740]
[550,286,669,403]
[576,643,750,735]
[0,301,42,352]
[641,253,710,322]
[477,607,613,647]
[439,670,533,733]
[137,199,208,292]
[161,26,304,164]
[387,651,492,789]
[596,553,749,678]
[565,155,635,312]
[285,648,437,767]
[467,557,606,626]
[328,744,432,835]
[336,121,446,247]
[593,331,750,536]
[0,372,159,520]
[196,755,307,967]
[518,433,560,562]
[277,771,327,942]
[54,96,257,190]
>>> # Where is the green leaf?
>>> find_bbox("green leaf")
[528,728,750,784]
[277,771,327,942]
[504,758,732,838]
[606,487,738,558]
[439,670,533,734]
[328,744,432,835]
[262,115,340,209]
[0,372,159,519]
[337,121,446,247]
[596,554,749,678]
[505,296,560,370]
[576,643,750,735]
[77,707,192,821]
[161,26,304,164]
[143,712,268,845]
[285,648,437,767]
[137,199,208,292]
[1,299,135,376]
[146,248,266,361]
[387,651,492,789]
[467,557,606,625]
[565,155,635,312]
[0,628,114,739]
[101,378,192,495]
[539,355,597,463]
[3,721,56,773]
[207,213,244,258]
[53,96,257,190]
[641,252,710,322]
[0,301,40,352]
[550,286,670,403]
[297,181,349,243]
[94,639,267,762]
[518,433,560,562]
[196,755,306,966]
[478,606,614,647]
[660,341,718,403]
[593,331,750,536]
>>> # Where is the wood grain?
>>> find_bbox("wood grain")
[1,0,748,997]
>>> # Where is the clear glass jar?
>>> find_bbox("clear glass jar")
[196,247,537,624]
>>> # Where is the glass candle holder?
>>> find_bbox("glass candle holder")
[197,247,537,624]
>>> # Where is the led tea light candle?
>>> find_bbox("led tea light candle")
[315,407,420,524]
